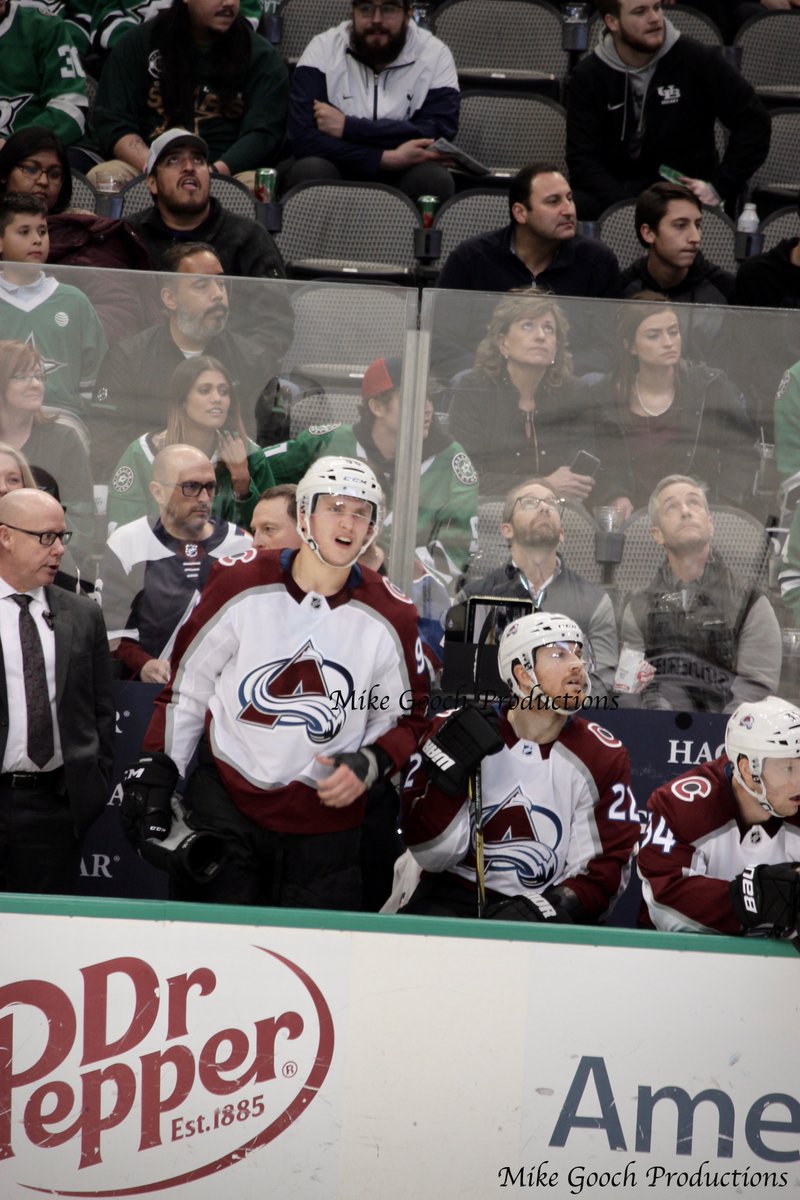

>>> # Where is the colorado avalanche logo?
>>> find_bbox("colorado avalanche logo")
[480,787,563,888]
[237,640,354,743]
[739,713,755,729]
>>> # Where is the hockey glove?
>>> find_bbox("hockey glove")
[120,752,180,848]
[484,892,571,923]
[139,797,228,885]
[420,704,504,795]
[330,745,394,791]
[730,863,800,931]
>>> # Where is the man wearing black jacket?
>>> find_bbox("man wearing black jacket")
[622,182,734,304]
[566,0,769,219]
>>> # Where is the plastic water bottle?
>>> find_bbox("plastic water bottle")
[735,202,761,261]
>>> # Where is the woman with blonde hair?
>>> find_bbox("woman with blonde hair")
[107,355,275,529]
[448,290,596,497]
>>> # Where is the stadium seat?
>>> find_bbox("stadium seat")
[70,169,97,214]
[597,198,737,274]
[761,205,798,253]
[734,12,800,103]
[431,0,566,97]
[613,505,771,602]
[274,0,345,66]
[749,108,800,204]
[430,188,510,270]
[456,90,567,179]
[119,173,258,220]
[280,282,410,390]
[275,180,422,281]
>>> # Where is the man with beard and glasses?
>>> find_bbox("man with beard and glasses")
[91,242,287,474]
[457,478,618,699]
[284,0,459,200]
[97,444,251,684]
[565,0,769,220]
[620,475,781,713]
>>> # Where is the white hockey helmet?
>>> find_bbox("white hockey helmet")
[498,611,589,713]
[725,696,800,815]
[296,455,384,567]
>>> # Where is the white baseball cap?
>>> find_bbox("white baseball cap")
[146,128,209,175]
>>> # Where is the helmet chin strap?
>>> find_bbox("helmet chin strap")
[515,666,592,717]
[734,760,780,818]
[297,512,377,571]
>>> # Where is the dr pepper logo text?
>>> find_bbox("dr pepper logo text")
[0,946,334,1194]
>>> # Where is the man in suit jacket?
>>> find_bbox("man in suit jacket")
[0,489,116,894]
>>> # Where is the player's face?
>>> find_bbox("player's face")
[533,641,587,709]
[0,212,49,265]
[630,309,681,369]
[4,360,45,415]
[350,1,409,65]
[183,0,239,38]
[307,493,375,567]
[5,149,64,212]
[149,147,211,217]
[159,465,217,539]
[0,453,25,498]
[252,496,302,550]
[606,0,665,55]
[651,481,713,552]
[503,483,563,550]
[760,757,800,818]
[182,370,231,431]
[515,173,576,243]
[166,254,229,342]
[498,310,558,370]
[643,200,702,269]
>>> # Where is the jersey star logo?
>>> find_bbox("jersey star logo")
[24,333,66,383]
[0,95,33,138]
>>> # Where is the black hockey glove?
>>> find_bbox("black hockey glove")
[420,704,504,795]
[139,798,228,886]
[484,892,571,924]
[730,863,800,931]
[330,745,394,791]
[541,884,588,924]
[120,752,180,848]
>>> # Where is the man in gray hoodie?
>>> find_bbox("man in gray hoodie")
[566,0,769,220]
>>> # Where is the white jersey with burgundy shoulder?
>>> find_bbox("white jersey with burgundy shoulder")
[638,755,800,935]
[402,712,638,920]
[145,549,429,835]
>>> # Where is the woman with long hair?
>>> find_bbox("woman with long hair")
[448,290,597,498]
[0,127,72,214]
[107,355,275,529]
[590,292,756,517]
[0,340,94,567]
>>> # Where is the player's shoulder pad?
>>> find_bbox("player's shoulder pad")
[647,758,731,836]
[451,449,478,487]
[560,716,631,774]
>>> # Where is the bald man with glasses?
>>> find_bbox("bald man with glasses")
[0,489,115,894]
[284,0,459,200]
[97,445,252,685]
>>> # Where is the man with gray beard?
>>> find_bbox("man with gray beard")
[91,243,285,473]
[458,478,618,698]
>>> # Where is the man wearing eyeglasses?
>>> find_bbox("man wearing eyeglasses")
[457,478,619,699]
[0,488,115,895]
[285,0,459,200]
[97,444,252,685]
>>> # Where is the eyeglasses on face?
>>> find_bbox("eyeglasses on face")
[10,371,46,385]
[513,494,565,514]
[3,523,72,546]
[157,480,217,498]
[353,2,405,16]
[18,161,63,182]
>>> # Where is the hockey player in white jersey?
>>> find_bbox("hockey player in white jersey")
[126,455,429,908]
[639,696,800,937]
[401,612,638,921]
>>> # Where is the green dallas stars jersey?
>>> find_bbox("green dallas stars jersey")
[0,3,88,144]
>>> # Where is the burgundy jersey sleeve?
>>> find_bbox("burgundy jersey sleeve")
[637,759,742,934]
[401,711,472,872]
[555,720,640,919]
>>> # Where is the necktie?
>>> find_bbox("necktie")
[12,594,54,768]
